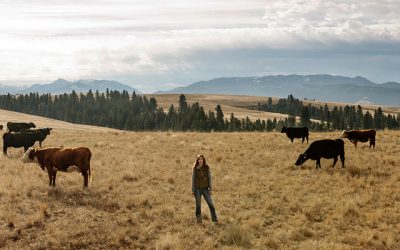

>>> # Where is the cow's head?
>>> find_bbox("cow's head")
[281,126,287,133]
[43,128,52,135]
[21,147,38,164]
[340,130,348,138]
[295,153,308,166]
[29,122,36,128]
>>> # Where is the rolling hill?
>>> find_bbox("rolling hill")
[0,109,399,249]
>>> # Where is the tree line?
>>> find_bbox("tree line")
[0,90,275,132]
[256,94,400,131]
[0,91,398,132]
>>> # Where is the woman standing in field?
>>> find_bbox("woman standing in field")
[192,154,218,223]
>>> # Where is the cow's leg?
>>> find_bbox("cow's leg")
[290,138,294,143]
[316,159,321,168]
[39,141,42,147]
[340,154,345,168]
[302,137,305,144]
[306,135,309,143]
[370,139,375,149]
[52,170,57,186]
[47,170,53,186]
[332,157,338,167]
[353,140,358,148]
[3,145,7,155]
[82,171,89,188]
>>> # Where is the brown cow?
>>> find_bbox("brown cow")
[340,129,376,148]
[21,147,92,188]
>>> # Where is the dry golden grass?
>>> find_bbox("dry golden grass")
[150,94,400,120]
[149,94,291,121]
[0,109,400,249]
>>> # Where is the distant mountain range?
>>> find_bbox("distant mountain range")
[0,79,139,94]
[156,74,400,106]
[1,75,399,106]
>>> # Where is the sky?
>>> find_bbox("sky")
[0,0,399,93]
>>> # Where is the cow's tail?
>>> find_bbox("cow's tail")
[88,149,92,186]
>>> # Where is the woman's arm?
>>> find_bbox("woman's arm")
[192,168,195,193]
[208,167,212,191]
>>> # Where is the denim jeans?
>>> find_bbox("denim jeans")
[194,188,218,222]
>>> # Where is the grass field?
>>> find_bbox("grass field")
[0,108,400,249]
[149,94,400,122]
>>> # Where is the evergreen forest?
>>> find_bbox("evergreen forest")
[0,91,398,132]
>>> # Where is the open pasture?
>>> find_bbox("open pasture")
[1,127,400,249]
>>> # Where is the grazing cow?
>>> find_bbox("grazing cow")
[0,125,3,130]
[3,129,52,154]
[295,139,345,168]
[7,122,36,132]
[21,128,52,146]
[3,132,36,154]
[21,147,92,188]
[340,129,376,148]
[281,126,309,143]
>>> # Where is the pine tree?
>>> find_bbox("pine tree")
[215,105,224,131]
[300,106,311,127]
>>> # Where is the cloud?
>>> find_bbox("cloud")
[0,0,399,86]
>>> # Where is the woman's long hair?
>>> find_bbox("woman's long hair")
[193,154,207,168]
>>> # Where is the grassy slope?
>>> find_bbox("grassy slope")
[149,94,400,122]
[0,107,399,249]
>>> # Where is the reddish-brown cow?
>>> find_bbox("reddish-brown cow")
[340,129,376,148]
[21,147,92,188]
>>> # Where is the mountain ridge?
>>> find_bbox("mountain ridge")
[155,74,400,106]
[0,79,139,94]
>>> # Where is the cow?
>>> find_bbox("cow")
[0,125,3,130]
[340,129,376,148]
[295,139,345,168]
[281,126,309,143]
[21,147,92,188]
[3,129,52,155]
[21,128,52,146]
[7,122,36,132]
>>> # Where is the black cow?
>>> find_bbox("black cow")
[295,139,345,168]
[3,128,52,155]
[281,126,309,143]
[7,122,36,132]
[21,128,52,146]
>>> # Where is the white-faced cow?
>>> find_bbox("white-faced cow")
[21,147,92,188]
[7,122,36,132]
[281,126,309,143]
[340,129,376,148]
[295,139,345,168]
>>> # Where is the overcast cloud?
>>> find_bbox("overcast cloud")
[0,0,399,92]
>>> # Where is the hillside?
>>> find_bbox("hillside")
[156,74,400,106]
[149,94,400,120]
[0,109,117,132]
[0,115,399,248]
